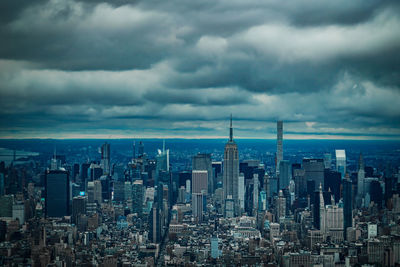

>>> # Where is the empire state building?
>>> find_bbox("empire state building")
[223,115,239,217]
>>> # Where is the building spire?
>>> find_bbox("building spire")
[229,114,233,142]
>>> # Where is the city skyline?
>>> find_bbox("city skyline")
[1,1,400,266]
[0,1,400,140]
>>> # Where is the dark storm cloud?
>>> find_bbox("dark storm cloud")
[0,0,399,139]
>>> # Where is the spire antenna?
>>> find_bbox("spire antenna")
[229,114,233,142]
[163,139,165,152]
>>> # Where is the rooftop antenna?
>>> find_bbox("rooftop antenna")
[229,113,233,142]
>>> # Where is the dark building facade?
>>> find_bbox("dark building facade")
[45,169,70,218]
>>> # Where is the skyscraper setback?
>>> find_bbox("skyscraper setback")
[276,121,283,176]
[223,115,239,217]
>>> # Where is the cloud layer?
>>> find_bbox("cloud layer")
[0,0,399,139]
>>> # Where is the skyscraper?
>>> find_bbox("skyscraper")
[72,196,86,224]
[303,159,325,191]
[132,180,144,216]
[238,173,245,212]
[277,190,286,220]
[45,169,70,218]
[276,121,283,176]
[101,142,111,175]
[138,141,145,157]
[192,192,204,222]
[223,115,239,217]
[324,153,332,169]
[279,160,292,190]
[335,149,346,178]
[343,176,353,239]
[155,140,169,183]
[357,152,365,207]
[191,170,207,222]
[192,170,208,194]
[193,153,213,194]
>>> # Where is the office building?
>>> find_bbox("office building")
[93,180,102,204]
[149,205,161,243]
[0,195,13,217]
[303,159,325,191]
[192,170,208,194]
[193,153,213,194]
[293,168,307,198]
[100,142,111,175]
[324,153,332,169]
[276,121,283,176]
[343,177,353,239]
[238,173,245,212]
[335,150,346,178]
[138,141,144,157]
[89,163,103,181]
[72,196,86,224]
[324,170,341,203]
[132,180,144,216]
[223,115,239,217]
[252,173,259,215]
[192,192,204,222]
[357,152,365,207]
[277,190,286,219]
[279,160,292,190]
[45,170,70,218]
[113,181,125,202]
[156,141,169,172]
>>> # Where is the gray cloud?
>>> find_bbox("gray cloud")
[0,0,399,139]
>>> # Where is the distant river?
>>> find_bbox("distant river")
[0,148,39,166]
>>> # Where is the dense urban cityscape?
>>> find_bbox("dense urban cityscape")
[0,120,400,266]
[1,0,400,266]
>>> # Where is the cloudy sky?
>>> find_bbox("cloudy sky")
[0,0,399,139]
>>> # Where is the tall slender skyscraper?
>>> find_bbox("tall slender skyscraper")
[223,115,239,217]
[343,176,353,239]
[101,142,111,175]
[357,152,365,207]
[276,121,283,176]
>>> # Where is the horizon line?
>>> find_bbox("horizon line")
[0,136,400,141]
